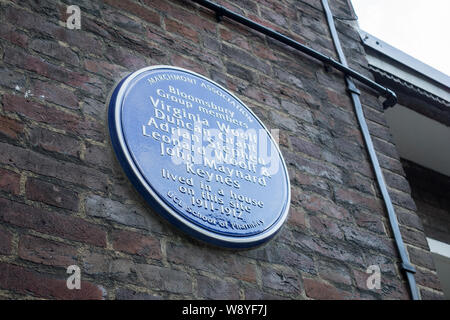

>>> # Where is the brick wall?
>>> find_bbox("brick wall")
[402,159,450,244]
[0,0,444,299]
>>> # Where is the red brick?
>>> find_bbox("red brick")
[399,226,428,249]
[142,0,173,12]
[378,153,405,175]
[407,246,435,270]
[325,87,352,108]
[230,61,256,83]
[0,115,24,140]
[243,85,280,108]
[317,260,352,286]
[0,198,106,247]
[420,288,445,300]
[28,126,81,158]
[172,54,206,75]
[346,172,375,196]
[84,59,126,80]
[0,262,105,299]
[26,177,79,211]
[367,119,394,142]
[0,67,26,90]
[0,168,20,196]
[289,170,330,196]
[310,215,343,239]
[304,278,352,300]
[380,278,410,300]
[244,286,285,300]
[260,6,288,30]
[373,137,399,160]
[291,136,322,159]
[353,210,386,234]
[284,150,344,183]
[273,68,306,91]
[3,6,59,37]
[3,94,78,131]
[80,251,111,276]
[334,137,365,161]
[165,18,199,43]
[166,2,215,33]
[396,207,424,231]
[4,47,101,97]
[293,190,350,221]
[134,264,192,295]
[0,226,13,255]
[247,13,287,34]
[115,288,162,300]
[167,241,256,283]
[101,6,146,33]
[220,28,251,51]
[0,23,28,47]
[104,0,160,26]
[74,118,105,142]
[281,98,316,122]
[104,45,147,70]
[196,275,240,300]
[262,1,296,21]
[111,229,161,260]
[29,39,80,66]
[287,206,306,229]
[334,186,384,212]
[53,25,104,57]
[18,235,77,267]
[389,188,417,211]
[0,142,108,192]
[251,242,316,275]
[222,43,271,74]
[340,224,395,255]
[32,79,79,110]
[330,153,375,180]
[415,268,442,291]
[29,127,81,158]
[84,143,112,169]
[291,231,365,267]
[260,265,301,295]
[4,46,50,79]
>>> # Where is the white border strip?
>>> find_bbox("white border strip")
[427,238,450,259]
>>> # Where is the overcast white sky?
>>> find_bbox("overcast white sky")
[351,0,450,76]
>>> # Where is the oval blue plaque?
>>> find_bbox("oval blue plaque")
[108,66,290,248]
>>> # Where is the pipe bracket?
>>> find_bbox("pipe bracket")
[402,262,417,274]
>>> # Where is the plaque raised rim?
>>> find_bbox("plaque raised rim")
[108,65,291,248]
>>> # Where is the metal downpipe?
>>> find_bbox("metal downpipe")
[321,0,420,300]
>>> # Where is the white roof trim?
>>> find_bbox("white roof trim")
[360,30,450,89]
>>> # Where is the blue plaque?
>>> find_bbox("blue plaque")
[108,66,290,248]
